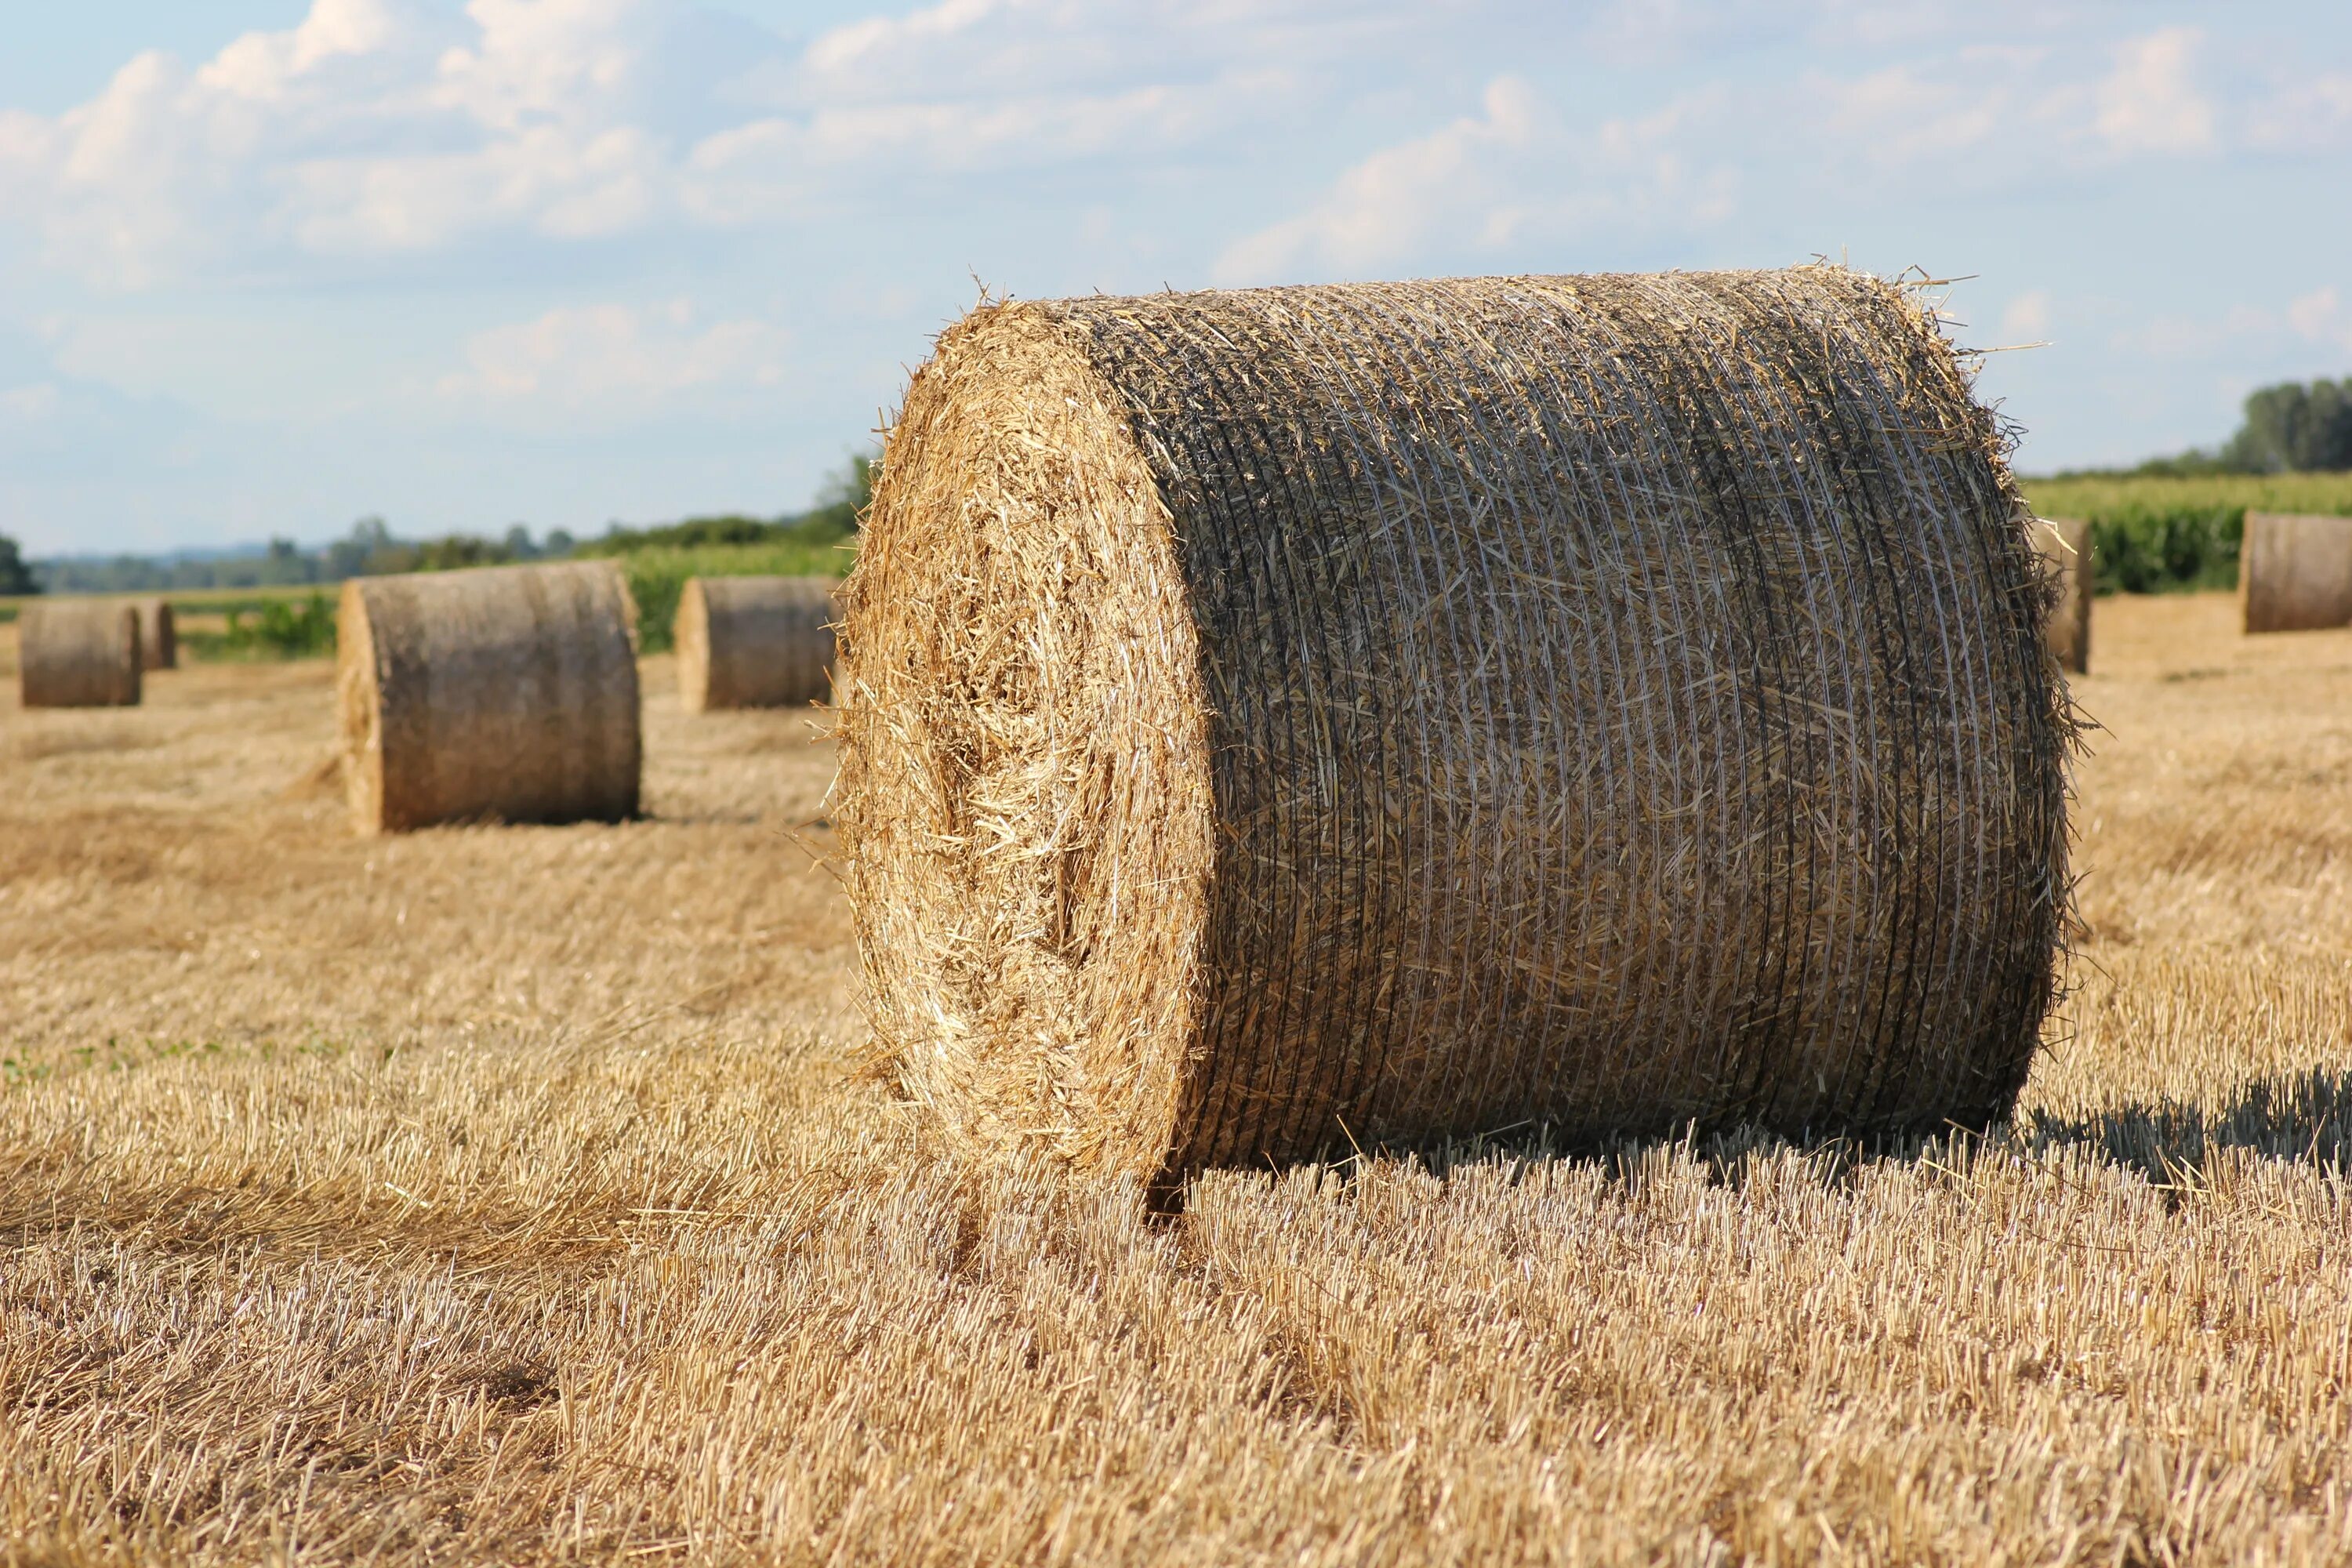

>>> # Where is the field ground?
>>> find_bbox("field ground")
[2,593,2350,1565]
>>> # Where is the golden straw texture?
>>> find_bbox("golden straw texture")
[2239,511,2352,633]
[338,562,642,834]
[839,267,2074,1192]
[19,600,141,708]
[2037,517,2092,674]
[135,597,176,670]
[676,575,837,712]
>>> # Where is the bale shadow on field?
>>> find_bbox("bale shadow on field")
[2022,1067,2352,1183]
[1257,1067,2352,1209]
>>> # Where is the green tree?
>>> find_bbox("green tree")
[2223,379,2352,472]
[0,533,38,596]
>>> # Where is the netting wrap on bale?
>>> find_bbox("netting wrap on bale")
[2241,512,2352,634]
[2036,518,2092,674]
[837,267,2074,1192]
[135,598,176,671]
[339,561,641,834]
[20,601,141,708]
[677,575,837,712]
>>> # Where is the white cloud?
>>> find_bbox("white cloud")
[0,0,1351,283]
[2,0,2320,298]
[1215,77,1542,281]
[436,299,789,413]
[2110,303,2279,363]
[804,0,1004,76]
[2286,287,2352,354]
[2095,27,2214,154]
[1998,290,2052,343]
[1,383,61,420]
[1215,77,1737,285]
[2246,72,2352,152]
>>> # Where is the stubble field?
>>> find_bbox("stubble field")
[2,592,2350,1566]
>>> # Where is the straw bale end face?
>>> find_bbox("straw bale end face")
[2240,512,2352,634]
[837,313,1218,1178]
[20,601,142,708]
[136,598,177,670]
[677,575,838,713]
[2036,518,2092,674]
[838,267,2074,1195]
[338,563,643,834]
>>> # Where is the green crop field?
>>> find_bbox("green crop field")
[0,582,329,627]
[0,540,854,658]
[609,539,853,654]
[2020,471,2352,593]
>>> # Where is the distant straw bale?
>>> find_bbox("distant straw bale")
[2036,517,2092,673]
[837,267,2075,1194]
[337,562,641,834]
[676,575,837,713]
[135,597,176,670]
[2240,512,2352,634]
[20,600,141,708]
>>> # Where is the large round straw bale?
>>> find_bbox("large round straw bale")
[338,561,641,833]
[676,575,837,712]
[135,597,177,670]
[20,600,141,708]
[2240,512,2352,633]
[2035,517,2092,673]
[837,267,2074,1192]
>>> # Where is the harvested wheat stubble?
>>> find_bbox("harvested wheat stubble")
[676,575,837,712]
[338,561,641,834]
[837,267,2075,1192]
[2036,517,2092,673]
[2239,511,2352,634]
[135,596,176,670]
[19,599,141,708]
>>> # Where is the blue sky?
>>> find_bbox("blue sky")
[2,1,2347,554]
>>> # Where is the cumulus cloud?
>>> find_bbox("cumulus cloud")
[0,0,2336,296]
[1216,77,1737,285]
[2095,27,2215,154]
[1215,77,1546,282]
[2286,287,2352,354]
[1,383,62,420]
[1998,290,2052,343]
[436,298,789,414]
[0,0,1359,283]
[2245,72,2352,152]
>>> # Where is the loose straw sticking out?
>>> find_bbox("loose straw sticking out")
[338,561,641,835]
[677,576,837,713]
[2240,512,2352,634]
[836,267,2076,1195]
[135,597,177,670]
[20,600,141,708]
[2035,518,2092,673]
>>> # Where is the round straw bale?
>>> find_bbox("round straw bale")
[20,600,141,708]
[2035,517,2092,673]
[676,575,837,712]
[837,267,2074,1192]
[135,597,177,670]
[2240,511,2352,633]
[338,561,641,833]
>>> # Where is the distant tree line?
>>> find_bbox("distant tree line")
[570,456,871,557]
[2086,376,2352,479]
[2,456,872,597]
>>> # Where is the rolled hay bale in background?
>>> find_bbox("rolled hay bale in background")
[2240,512,2352,633]
[676,575,837,712]
[837,267,2074,1193]
[338,561,641,834]
[20,600,141,708]
[2035,517,2092,673]
[135,597,176,670]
